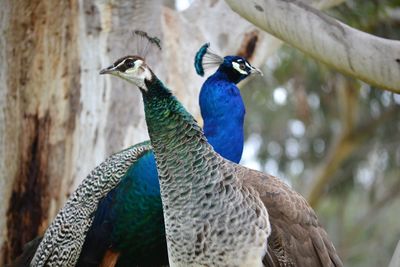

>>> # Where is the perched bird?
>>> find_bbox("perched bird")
[99,50,343,266]
[14,41,259,266]
[77,44,261,267]
[196,43,261,163]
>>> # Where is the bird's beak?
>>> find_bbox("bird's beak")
[99,65,117,75]
[250,66,263,76]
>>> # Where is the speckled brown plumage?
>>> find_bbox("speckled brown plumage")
[238,167,343,267]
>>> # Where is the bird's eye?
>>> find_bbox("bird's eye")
[125,60,135,68]
[239,63,246,70]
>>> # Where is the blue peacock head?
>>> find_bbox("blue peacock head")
[194,43,262,83]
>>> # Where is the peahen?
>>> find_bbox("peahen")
[99,51,344,266]
[15,43,259,266]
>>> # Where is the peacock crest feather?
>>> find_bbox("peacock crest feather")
[194,43,224,76]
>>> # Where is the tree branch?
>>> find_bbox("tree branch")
[389,240,400,267]
[225,0,400,93]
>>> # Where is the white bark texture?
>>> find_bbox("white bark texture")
[0,0,277,264]
[225,0,400,93]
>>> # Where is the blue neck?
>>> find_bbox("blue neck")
[199,69,245,164]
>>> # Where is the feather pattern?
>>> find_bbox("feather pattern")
[30,141,152,266]
[138,64,342,267]
[143,77,271,267]
[237,168,343,267]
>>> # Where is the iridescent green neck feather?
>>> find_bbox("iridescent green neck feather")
[141,74,270,267]
[143,77,206,162]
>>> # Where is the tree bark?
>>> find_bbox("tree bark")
[225,0,400,93]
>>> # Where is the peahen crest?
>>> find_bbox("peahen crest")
[133,30,161,58]
[194,43,223,76]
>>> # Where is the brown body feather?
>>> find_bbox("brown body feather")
[237,167,343,267]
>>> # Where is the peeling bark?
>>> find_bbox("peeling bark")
[5,114,50,263]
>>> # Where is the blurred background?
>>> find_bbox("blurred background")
[0,0,399,266]
[240,1,400,266]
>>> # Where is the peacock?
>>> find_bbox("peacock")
[13,41,259,266]
[99,47,344,266]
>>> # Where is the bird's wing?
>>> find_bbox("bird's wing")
[77,142,167,266]
[235,165,343,267]
[31,141,153,267]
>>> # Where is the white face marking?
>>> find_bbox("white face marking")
[115,59,127,69]
[117,59,152,90]
[232,61,248,75]
[245,61,251,69]
[124,59,141,74]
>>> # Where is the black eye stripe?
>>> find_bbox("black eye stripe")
[113,58,136,72]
